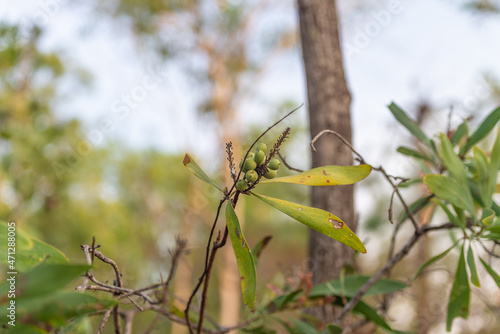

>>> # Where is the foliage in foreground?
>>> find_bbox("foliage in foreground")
[1,104,500,333]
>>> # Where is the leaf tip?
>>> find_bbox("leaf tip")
[183,154,191,166]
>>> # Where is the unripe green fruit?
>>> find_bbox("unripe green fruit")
[236,179,248,191]
[239,160,243,169]
[264,168,277,179]
[243,158,257,172]
[245,170,258,183]
[268,158,281,170]
[247,152,255,159]
[254,150,265,165]
[256,143,267,152]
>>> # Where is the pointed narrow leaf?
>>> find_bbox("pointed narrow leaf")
[388,102,431,146]
[489,126,500,200]
[466,244,480,287]
[324,324,343,334]
[397,146,433,162]
[414,240,460,280]
[226,202,257,310]
[481,208,495,226]
[259,164,371,186]
[451,121,468,146]
[423,175,476,216]
[351,299,411,333]
[251,193,366,253]
[291,319,320,334]
[183,154,223,192]
[479,257,500,288]
[440,133,467,184]
[472,146,491,207]
[446,244,470,331]
[432,199,464,229]
[310,276,406,298]
[461,106,500,154]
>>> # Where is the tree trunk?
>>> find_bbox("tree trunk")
[297,0,354,324]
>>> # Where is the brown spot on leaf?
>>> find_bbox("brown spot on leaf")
[297,207,303,211]
[326,180,330,183]
[183,154,191,166]
[322,169,331,176]
[235,228,240,238]
[241,276,245,280]
[329,218,343,229]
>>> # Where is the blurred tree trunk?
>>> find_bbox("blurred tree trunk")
[297,0,355,324]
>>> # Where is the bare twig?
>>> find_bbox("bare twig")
[277,151,304,173]
[96,308,113,334]
[335,222,460,324]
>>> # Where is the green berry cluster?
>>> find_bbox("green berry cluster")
[236,142,281,192]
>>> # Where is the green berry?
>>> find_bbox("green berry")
[268,159,280,170]
[264,168,277,179]
[254,150,265,165]
[247,152,255,159]
[243,158,257,172]
[239,160,243,169]
[245,170,258,183]
[236,179,248,191]
[256,143,267,152]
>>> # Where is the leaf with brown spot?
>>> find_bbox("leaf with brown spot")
[251,193,366,253]
[259,164,371,186]
[226,202,257,311]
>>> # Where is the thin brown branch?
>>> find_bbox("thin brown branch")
[96,308,113,334]
[277,151,304,173]
[114,305,122,334]
[335,222,460,324]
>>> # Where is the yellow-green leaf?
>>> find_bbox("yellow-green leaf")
[251,193,366,253]
[183,154,223,192]
[423,174,476,218]
[226,202,257,311]
[259,164,371,186]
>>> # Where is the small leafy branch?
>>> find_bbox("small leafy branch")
[2,104,500,333]
[183,106,371,333]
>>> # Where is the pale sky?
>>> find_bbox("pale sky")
[2,0,500,173]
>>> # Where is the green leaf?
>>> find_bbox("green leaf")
[291,319,319,334]
[460,106,500,155]
[432,199,465,229]
[259,164,371,186]
[0,291,117,328]
[397,147,433,162]
[183,154,223,192]
[0,264,89,298]
[270,289,303,311]
[350,299,411,333]
[439,133,467,185]
[400,196,432,223]
[310,276,406,298]
[481,208,495,226]
[226,201,257,311]
[323,324,343,334]
[414,240,460,280]
[446,244,470,331]
[252,193,366,253]
[451,121,468,146]
[479,257,500,288]
[489,126,500,201]
[0,222,68,272]
[423,175,476,217]
[472,146,491,207]
[388,102,431,146]
[466,244,480,287]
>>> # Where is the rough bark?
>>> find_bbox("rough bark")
[297,0,355,323]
